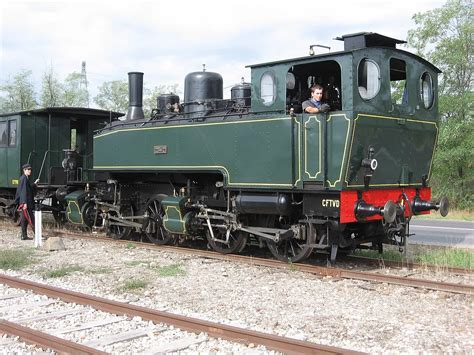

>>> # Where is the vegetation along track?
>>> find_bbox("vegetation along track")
[0,274,362,355]
[54,229,473,295]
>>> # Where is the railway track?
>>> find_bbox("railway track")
[0,274,362,354]
[51,229,473,295]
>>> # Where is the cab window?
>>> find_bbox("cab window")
[358,58,380,100]
[286,60,342,113]
[260,71,276,106]
[420,72,434,109]
[390,58,407,105]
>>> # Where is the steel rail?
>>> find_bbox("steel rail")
[54,230,474,294]
[57,229,474,275]
[0,274,362,355]
[0,319,107,355]
[58,231,473,295]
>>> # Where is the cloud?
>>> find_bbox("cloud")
[0,0,445,103]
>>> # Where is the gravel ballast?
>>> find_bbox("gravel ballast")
[0,223,472,353]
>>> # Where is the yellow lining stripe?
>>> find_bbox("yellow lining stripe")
[163,206,186,234]
[94,116,296,188]
[94,117,292,139]
[304,116,322,179]
[293,117,302,186]
[326,114,351,187]
[66,201,84,225]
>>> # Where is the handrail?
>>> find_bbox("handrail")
[37,150,62,182]
[94,109,289,135]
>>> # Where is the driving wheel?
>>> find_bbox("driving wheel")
[106,205,133,239]
[206,227,247,254]
[143,195,174,245]
[267,226,315,263]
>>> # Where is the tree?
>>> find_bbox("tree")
[94,80,129,113]
[143,84,179,117]
[408,0,473,209]
[62,72,89,107]
[0,70,37,113]
[40,65,63,107]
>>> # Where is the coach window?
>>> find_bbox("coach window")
[420,72,434,109]
[260,71,276,106]
[0,122,7,147]
[390,58,407,105]
[8,120,17,147]
[358,58,380,100]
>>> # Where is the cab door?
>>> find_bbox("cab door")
[302,113,324,185]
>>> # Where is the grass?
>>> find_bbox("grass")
[125,260,148,267]
[125,242,136,249]
[0,249,35,270]
[153,264,186,277]
[119,279,149,292]
[353,247,473,269]
[45,265,84,278]
[287,262,299,272]
[88,267,112,274]
[413,209,474,221]
[353,249,405,262]
[415,248,473,269]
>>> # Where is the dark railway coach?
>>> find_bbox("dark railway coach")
[0,108,122,222]
[1,32,449,262]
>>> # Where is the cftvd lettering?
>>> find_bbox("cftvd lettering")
[322,199,340,208]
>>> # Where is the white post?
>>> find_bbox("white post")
[34,210,42,247]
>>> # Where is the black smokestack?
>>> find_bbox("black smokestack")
[126,72,144,120]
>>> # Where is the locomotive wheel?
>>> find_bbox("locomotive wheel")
[266,228,315,263]
[52,198,67,226]
[144,195,174,245]
[206,228,247,254]
[107,205,133,240]
[82,202,103,228]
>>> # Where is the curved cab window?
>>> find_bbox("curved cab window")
[358,59,380,100]
[260,71,276,106]
[420,72,434,109]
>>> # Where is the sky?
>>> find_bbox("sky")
[0,0,444,104]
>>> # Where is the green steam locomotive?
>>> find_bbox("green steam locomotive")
[0,32,448,262]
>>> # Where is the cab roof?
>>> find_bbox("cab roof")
[247,32,441,73]
[0,107,124,119]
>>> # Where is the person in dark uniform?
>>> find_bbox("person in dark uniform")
[15,163,39,240]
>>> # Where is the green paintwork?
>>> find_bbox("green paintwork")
[344,113,438,188]
[0,115,21,188]
[94,116,297,188]
[162,196,187,234]
[65,190,87,224]
[302,115,323,182]
[93,110,436,191]
[351,48,439,121]
[0,108,123,194]
[326,113,352,188]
